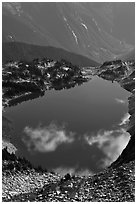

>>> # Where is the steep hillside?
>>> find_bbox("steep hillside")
[2,42,99,66]
[116,49,135,61]
[2,2,134,63]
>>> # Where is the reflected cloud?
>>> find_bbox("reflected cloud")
[115,98,126,104]
[84,129,130,167]
[53,167,76,176]
[52,166,94,176]
[76,168,94,176]
[119,113,130,126]
[23,122,75,152]
[23,121,130,171]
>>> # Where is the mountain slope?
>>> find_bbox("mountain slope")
[2,42,99,66]
[2,2,134,63]
[116,49,135,61]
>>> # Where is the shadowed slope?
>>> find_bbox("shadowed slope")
[2,42,99,66]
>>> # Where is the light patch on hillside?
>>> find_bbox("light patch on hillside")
[63,17,78,44]
[92,18,101,32]
[63,16,67,22]
[71,30,78,44]
[81,22,88,30]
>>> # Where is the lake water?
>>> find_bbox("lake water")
[3,76,131,175]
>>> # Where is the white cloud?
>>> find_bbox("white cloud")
[115,98,126,104]
[22,121,130,171]
[76,168,94,176]
[52,166,94,176]
[84,130,114,147]
[84,129,130,168]
[23,123,75,152]
[52,167,76,176]
[119,113,130,126]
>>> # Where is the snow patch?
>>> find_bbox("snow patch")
[71,30,78,44]
[8,35,13,39]
[64,18,78,45]
[92,18,101,32]
[81,23,88,30]
[63,16,67,22]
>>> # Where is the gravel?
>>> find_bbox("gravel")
[2,160,135,202]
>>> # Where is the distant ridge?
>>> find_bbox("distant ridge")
[2,42,99,67]
[3,2,134,63]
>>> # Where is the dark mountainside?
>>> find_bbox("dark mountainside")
[2,2,134,63]
[2,42,99,67]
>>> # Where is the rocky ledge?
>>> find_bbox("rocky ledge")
[2,150,135,202]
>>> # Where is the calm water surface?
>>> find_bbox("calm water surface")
[4,77,131,175]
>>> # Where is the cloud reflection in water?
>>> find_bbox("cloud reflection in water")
[84,128,130,167]
[23,121,130,172]
[23,122,75,152]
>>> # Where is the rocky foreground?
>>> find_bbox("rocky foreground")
[2,153,135,202]
[2,59,135,202]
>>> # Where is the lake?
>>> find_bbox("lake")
[3,76,131,175]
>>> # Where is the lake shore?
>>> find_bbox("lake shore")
[2,59,135,201]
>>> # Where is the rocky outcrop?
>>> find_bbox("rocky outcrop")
[98,60,135,168]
